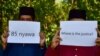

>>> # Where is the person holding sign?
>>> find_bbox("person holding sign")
[1,7,46,56]
[45,9,100,56]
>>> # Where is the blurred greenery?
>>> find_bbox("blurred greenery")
[0,0,100,45]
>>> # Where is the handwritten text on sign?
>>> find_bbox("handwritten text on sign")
[7,21,40,44]
[60,21,97,46]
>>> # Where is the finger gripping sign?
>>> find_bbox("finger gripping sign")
[7,21,40,44]
[60,21,97,46]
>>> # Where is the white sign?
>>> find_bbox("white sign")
[7,21,40,44]
[60,21,97,46]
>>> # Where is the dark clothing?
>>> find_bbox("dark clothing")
[4,43,46,56]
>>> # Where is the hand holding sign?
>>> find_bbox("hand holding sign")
[1,27,9,49]
[96,28,100,46]
[51,29,61,48]
[40,32,46,47]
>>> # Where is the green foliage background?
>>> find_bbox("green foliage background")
[0,0,100,45]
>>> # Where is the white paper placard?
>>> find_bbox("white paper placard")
[60,21,97,46]
[7,21,40,44]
